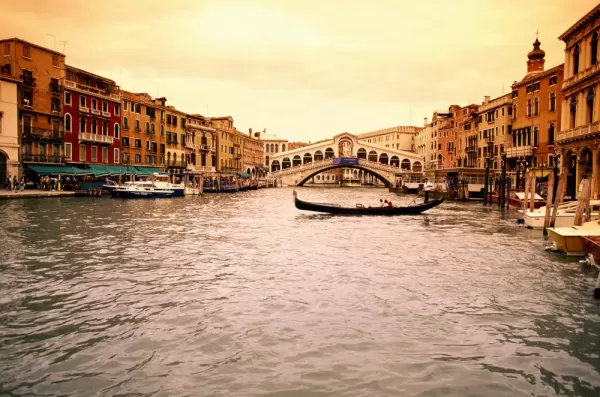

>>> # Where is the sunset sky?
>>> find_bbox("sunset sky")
[1,0,597,142]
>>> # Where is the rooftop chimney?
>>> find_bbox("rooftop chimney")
[484,96,490,104]
[424,117,428,127]
[249,128,252,137]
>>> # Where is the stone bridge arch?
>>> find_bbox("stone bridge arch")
[295,164,394,187]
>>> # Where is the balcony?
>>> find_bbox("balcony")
[91,109,101,116]
[78,132,114,145]
[102,111,110,118]
[556,121,600,142]
[21,126,64,141]
[210,146,216,153]
[505,145,533,158]
[22,154,66,164]
[79,106,89,113]
[64,80,120,101]
[166,160,187,168]
[200,144,210,152]
[186,141,195,150]
[50,82,60,94]
[234,154,242,160]
[466,146,477,153]
[562,63,600,90]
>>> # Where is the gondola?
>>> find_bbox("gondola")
[293,190,444,215]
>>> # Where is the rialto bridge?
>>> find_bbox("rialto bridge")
[267,132,424,187]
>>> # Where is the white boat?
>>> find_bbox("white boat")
[110,182,174,199]
[547,220,600,256]
[521,200,600,229]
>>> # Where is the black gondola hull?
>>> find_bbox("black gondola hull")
[293,192,444,215]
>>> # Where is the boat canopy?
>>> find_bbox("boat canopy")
[84,164,137,176]
[134,166,167,176]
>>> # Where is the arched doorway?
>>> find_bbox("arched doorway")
[566,151,578,200]
[401,159,411,170]
[357,148,367,159]
[390,156,400,167]
[412,161,422,172]
[324,148,334,159]
[271,160,281,172]
[314,150,323,161]
[282,157,291,169]
[303,153,312,164]
[368,150,377,162]
[0,151,7,185]
[379,153,389,164]
[293,155,302,167]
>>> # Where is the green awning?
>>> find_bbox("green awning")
[134,166,167,176]
[84,164,137,176]
[26,164,92,176]
[237,172,251,178]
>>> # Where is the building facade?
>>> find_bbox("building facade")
[255,129,288,170]
[0,73,20,181]
[210,116,242,171]
[63,65,121,165]
[242,128,266,177]
[508,38,564,187]
[476,94,512,170]
[0,38,66,177]
[186,113,217,172]
[121,91,161,167]
[162,104,187,171]
[358,125,419,151]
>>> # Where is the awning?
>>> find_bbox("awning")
[133,166,167,176]
[83,164,137,176]
[237,172,251,178]
[533,169,551,178]
[26,164,92,176]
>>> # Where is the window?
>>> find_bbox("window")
[181,118,186,128]
[114,148,120,163]
[80,117,85,133]
[65,143,72,160]
[511,90,518,98]
[102,101,108,112]
[114,123,120,138]
[91,146,98,162]
[592,33,598,66]
[65,92,71,105]
[114,105,120,116]
[123,100,128,110]
[145,121,150,133]
[550,92,556,112]
[570,95,577,128]
[135,138,141,148]
[91,98,97,110]
[151,124,155,134]
[135,104,141,113]
[3,43,9,56]
[588,88,595,124]
[80,96,86,107]
[135,154,141,163]
[102,147,108,163]
[549,123,555,144]
[130,102,134,112]
[549,76,557,86]
[534,98,539,116]
[51,98,60,113]
[52,54,59,67]
[80,144,86,161]
[527,99,532,117]
[91,119,97,134]
[103,121,108,135]
[65,114,71,132]
[135,120,140,131]
[160,125,164,136]
[22,44,31,59]
[573,45,580,75]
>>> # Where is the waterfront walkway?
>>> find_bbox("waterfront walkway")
[0,190,76,200]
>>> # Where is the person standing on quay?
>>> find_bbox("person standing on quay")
[423,178,434,203]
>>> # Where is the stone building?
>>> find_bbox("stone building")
[0,38,66,176]
[254,129,288,170]
[555,4,600,200]
[121,91,163,169]
[358,125,419,152]
[242,129,266,177]
[476,94,512,170]
[0,72,19,181]
[508,37,564,188]
[186,114,217,172]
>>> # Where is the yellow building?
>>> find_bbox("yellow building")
[162,105,187,171]
[242,128,266,177]
[186,114,217,172]
[121,91,162,169]
[358,125,420,151]
[211,116,243,171]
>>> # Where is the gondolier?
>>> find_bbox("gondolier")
[423,178,434,203]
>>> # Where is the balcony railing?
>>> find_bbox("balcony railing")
[79,106,89,113]
[22,154,66,163]
[200,144,210,152]
[166,160,187,168]
[102,111,110,117]
[21,126,65,140]
[78,132,114,145]
[505,145,533,158]
[186,141,195,150]
[563,63,600,90]
[64,80,120,101]
[91,109,100,115]
[556,121,600,142]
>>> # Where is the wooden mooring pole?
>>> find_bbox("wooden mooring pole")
[550,169,567,228]
[543,170,555,236]
[574,178,591,226]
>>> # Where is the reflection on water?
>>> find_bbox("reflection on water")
[1,187,599,396]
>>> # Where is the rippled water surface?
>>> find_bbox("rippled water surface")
[1,187,600,396]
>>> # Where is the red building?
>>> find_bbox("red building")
[63,65,121,165]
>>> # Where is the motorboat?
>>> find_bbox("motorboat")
[110,182,174,199]
[521,199,600,229]
[547,220,600,256]
[491,191,546,209]
[293,190,444,215]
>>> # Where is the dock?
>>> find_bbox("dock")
[0,190,76,200]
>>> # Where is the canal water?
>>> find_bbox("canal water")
[1,187,599,396]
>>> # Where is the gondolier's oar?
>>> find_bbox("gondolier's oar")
[410,191,421,205]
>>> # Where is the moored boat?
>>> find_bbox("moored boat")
[293,190,444,215]
[522,200,600,228]
[110,182,174,199]
[490,191,546,209]
[547,220,600,256]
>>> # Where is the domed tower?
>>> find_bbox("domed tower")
[526,37,545,75]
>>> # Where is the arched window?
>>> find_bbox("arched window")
[135,119,140,131]
[534,97,539,116]
[92,119,97,134]
[548,123,555,144]
[145,121,150,133]
[573,44,580,75]
[527,99,532,117]
[167,152,171,163]
[114,123,120,138]
[592,32,598,66]
[588,88,595,124]
[282,144,286,152]
[570,95,577,128]
[151,124,155,134]
[160,125,164,136]
[550,92,556,112]
[64,113,71,132]
[123,116,128,129]
[80,117,85,133]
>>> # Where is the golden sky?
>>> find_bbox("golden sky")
[1,0,597,141]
